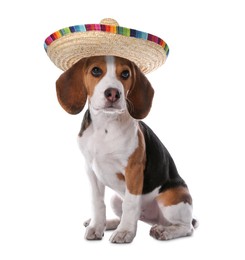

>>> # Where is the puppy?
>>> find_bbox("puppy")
[56,55,197,243]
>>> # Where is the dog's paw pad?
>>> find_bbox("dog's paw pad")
[109,230,135,243]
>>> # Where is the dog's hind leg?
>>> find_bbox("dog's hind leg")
[110,194,123,218]
[150,186,195,240]
[83,218,120,231]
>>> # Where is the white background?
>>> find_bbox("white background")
[1,0,245,259]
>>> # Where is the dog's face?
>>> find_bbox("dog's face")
[84,56,133,115]
[56,55,154,119]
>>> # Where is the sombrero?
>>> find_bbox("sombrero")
[44,18,169,74]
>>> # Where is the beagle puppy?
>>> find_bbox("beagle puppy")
[56,55,197,243]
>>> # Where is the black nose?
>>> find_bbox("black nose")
[104,88,121,102]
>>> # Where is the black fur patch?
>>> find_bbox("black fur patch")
[78,109,92,137]
[139,121,187,194]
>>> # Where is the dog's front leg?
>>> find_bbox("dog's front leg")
[85,168,106,240]
[110,190,141,243]
[110,130,145,243]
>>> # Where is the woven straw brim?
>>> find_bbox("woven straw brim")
[44,23,169,74]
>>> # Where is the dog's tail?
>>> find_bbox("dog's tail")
[192,218,199,229]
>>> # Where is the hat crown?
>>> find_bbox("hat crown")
[100,18,119,26]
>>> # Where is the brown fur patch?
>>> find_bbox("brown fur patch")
[116,173,125,181]
[115,56,134,94]
[126,63,154,119]
[156,186,192,206]
[124,128,146,195]
[56,58,88,114]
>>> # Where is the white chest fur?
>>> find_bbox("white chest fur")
[78,111,138,195]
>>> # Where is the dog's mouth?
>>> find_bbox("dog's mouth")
[90,103,125,115]
[102,105,125,114]
[102,101,125,112]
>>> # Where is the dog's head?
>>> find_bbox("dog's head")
[56,56,154,119]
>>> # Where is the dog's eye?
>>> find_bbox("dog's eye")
[121,70,130,80]
[91,67,103,77]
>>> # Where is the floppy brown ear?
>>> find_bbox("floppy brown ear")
[56,59,87,114]
[127,64,154,119]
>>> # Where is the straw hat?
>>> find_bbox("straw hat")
[44,18,169,74]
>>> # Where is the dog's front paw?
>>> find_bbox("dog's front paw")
[109,230,135,243]
[85,226,104,240]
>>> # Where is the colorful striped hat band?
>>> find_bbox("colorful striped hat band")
[44,18,169,74]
